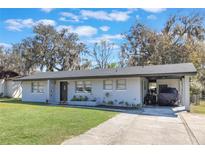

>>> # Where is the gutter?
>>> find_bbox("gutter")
[14,72,197,81]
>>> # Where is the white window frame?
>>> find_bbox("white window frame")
[31,81,44,93]
[116,79,126,90]
[75,81,92,93]
[103,80,113,90]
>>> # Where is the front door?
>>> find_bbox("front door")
[60,82,68,102]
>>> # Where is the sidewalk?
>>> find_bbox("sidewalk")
[180,112,205,144]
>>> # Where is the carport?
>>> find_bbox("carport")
[147,76,190,110]
[141,63,196,110]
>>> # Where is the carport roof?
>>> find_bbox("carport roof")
[16,63,197,81]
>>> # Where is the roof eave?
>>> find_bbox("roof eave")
[14,71,197,81]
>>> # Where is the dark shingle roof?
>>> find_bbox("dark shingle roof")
[16,63,197,81]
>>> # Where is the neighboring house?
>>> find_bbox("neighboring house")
[16,63,197,110]
[0,71,22,98]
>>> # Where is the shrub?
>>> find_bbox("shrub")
[137,104,142,108]
[125,102,129,106]
[118,101,124,105]
[3,96,11,98]
[71,95,89,101]
[91,98,96,101]
[79,96,84,101]
[131,104,136,108]
[71,95,78,101]
[107,101,114,105]
[131,104,142,109]
[190,83,201,95]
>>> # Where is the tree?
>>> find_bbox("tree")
[120,23,157,66]
[0,45,22,74]
[12,39,40,75]
[80,58,92,70]
[108,62,118,68]
[120,13,205,93]
[32,24,58,71]
[0,46,5,71]
[89,40,114,69]
[13,24,86,73]
[55,28,86,71]
[0,46,6,71]
[120,14,205,67]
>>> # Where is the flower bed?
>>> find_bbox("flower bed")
[68,100,99,106]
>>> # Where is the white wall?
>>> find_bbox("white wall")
[22,77,142,105]
[19,76,192,110]
[22,80,47,102]
[156,79,180,93]
[49,80,56,103]
[5,80,22,98]
[55,77,142,105]
[0,79,22,98]
[0,79,5,95]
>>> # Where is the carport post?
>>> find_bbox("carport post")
[184,76,190,111]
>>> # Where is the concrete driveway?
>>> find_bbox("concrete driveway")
[62,107,196,145]
[180,112,205,144]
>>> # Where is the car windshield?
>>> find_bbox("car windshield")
[160,88,177,94]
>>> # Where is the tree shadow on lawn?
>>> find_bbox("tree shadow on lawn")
[0,98,120,111]
[0,98,181,117]
[0,98,132,114]
[0,98,49,106]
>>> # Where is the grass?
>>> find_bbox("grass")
[191,99,205,114]
[0,98,117,145]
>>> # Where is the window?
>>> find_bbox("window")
[76,81,84,92]
[116,79,126,90]
[76,81,92,93]
[84,81,91,92]
[31,82,44,93]
[103,80,113,90]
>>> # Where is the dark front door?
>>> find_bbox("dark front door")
[60,82,68,101]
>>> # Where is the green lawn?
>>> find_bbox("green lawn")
[0,98,117,145]
[191,99,205,114]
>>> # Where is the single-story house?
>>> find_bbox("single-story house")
[0,71,22,98]
[16,63,197,110]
